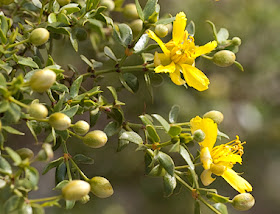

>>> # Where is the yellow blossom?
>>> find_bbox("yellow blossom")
[190,116,252,193]
[147,12,217,91]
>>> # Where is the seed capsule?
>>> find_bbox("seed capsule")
[203,110,224,124]
[29,28,50,46]
[155,24,169,38]
[232,193,255,211]
[89,176,114,198]
[213,50,236,67]
[62,180,91,201]
[100,0,115,11]
[48,113,71,131]
[83,130,108,148]
[29,69,56,93]
[28,103,48,119]
[123,3,139,19]
[73,120,90,135]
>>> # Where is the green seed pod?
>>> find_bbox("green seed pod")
[48,113,71,131]
[16,148,34,160]
[203,110,224,124]
[100,0,115,11]
[62,180,91,201]
[213,50,236,67]
[28,103,48,119]
[57,0,71,6]
[83,130,108,148]
[89,176,114,198]
[193,129,205,142]
[155,24,169,38]
[232,193,255,211]
[232,37,242,46]
[129,19,143,36]
[29,69,56,93]
[123,3,139,19]
[29,28,50,46]
[0,0,14,6]
[73,120,90,135]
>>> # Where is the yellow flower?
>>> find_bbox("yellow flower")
[190,116,252,193]
[147,12,217,91]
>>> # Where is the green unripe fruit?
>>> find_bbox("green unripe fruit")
[213,50,236,67]
[57,0,71,6]
[232,37,242,46]
[193,129,205,142]
[0,0,14,5]
[100,0,115,11]
[89,176,114,198]
[28,103,48,119]
[48,113,71,130]
[232,193,255,211]
[155,24,169,38]
[83,130,108,148]
[16,148,34,160]
[29,69,56,93]
[129,19,143,36]
[62,180,91,201]
[73,120,90,135]
[29,28,50,46]
[123,3,139,19]
[203,110,224,124]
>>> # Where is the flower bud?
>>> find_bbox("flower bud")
[28,103,48,119]
[48,113,71,131]
[73,120,90,135]
[232,37,241,46]
[193,129,205,142]
[57,0,71,6]
[36,143,54,161]
[89,176,114,198]
[213,50,236,67]
[29,69,56,93]
[100,0,115,11]
[129,19,143,36]
[29,28,50,46]
[83,130,108,148]
[16,148,34,160]
[203,110,224,124]
[155,24,169,38]
[232,193,255,211]
[62,180,91,201]
[79,194,90,204]
[123,3,139,19]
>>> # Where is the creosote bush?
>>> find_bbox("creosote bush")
[0,0,254,213]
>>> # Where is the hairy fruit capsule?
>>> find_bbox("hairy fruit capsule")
[83,130,108,148]
[213,50,236,67]
[193,129,205,142]
[29,28,50,46]
[73,120,90,135]
[123,3,139,19]
[155,24,169,38]
[232,193,255,211]
[232,37,242,46]
[28,103,48,119]
[62,180,91,201]
[203,110,224,124]
[48,113,71,130]
[129,19,143,36]
[29,69,56,93]
[89,176,114,198]
[100,0,115,11]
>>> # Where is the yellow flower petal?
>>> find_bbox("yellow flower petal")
[172,12,187,44]
[154,52,171,67]
[181,64,210,91]
[147,30,170,56]
[154,62,176,73]
[200,147,212,170]
[201,169,216,186]
[169,65,186,85]
[190,116,217,149]
[193,41,217,58]
[222,168,253,193]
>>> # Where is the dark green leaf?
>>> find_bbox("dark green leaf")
[135,0,144,21]
[120,73,139,93]
[146,125,160,142]
[2,102,21,124]
[179,145,194,170]
[25,166,39,189]
[0,28,7,44]
[17,56,39,68]
[42,157,64,175]
[139,114,153,125]
[55,162,67,184]
[144,151,154,174]
[213,203,228,214]
[2,126,25,135]
[70,76,83,98]
[0,101,9,113]
[108,108,124,124]
[157,151,174,176]
[104,121,121,137]
[73,154,94,165]
[70,30,78,51]
[5,147,22,166]
[163,173,176,197]
[4,195,24,214]
[169,141,180,153]
[152,114,170,132]
[90,108,101,127]
[117,138,129,152]
[169,105,180,123]
[57,13,70,25]
[0,156,12,174]
[61,105,79,118]
[119,131,143,145]
[104,46,117,61]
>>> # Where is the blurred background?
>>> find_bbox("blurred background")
[17,0,280,213]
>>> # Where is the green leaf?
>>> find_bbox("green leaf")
[90,108,101,127]
[144,72,153,99]
[32,204,45,214]
[119,131,143,145]
[66,200,75,209]
[207,193,230,203]
[179,145,194,170]
[186,20,195,36]
[5,147,22,166]
[54,180,69,190]
[143,0,158,21]
[163,173,176,197]
[120,73,139,93]
[25,166,39,189]
[104,46,117,61]
[60,3,80,14]
[169,105,180,123]
[213,203,228,214]
[206,20,218,41]
[70,30,78,51]
[134,34,149,53]
[4,195,24,214]
[146,125,160,142]
[104,121,121,137]
[42,157,64,175]
[48,13,57,23]
[135,0,144,21]
[117,138,129,152]
[70,76,83,98]
[156,17,175,25]
[2,126,25,135]
[168,126,181,137]
[234,61,244,71]
[0,28,7,44]
[217,129,230,140]
[217,28,229,43]
[55,162,67,184]
[73,154,94,165]
[107,108,124,124]
[107,86,118,101]
[3,102,21,123]
[17,56,39,68]
[0,156,12,174]
[0,101,9,113]
[152,114,170,132]
[169,141,180,153]
[57,13,70,25]
[60,104,79,118]
[139,114,153,125]
[113,24,133,47]
[157,151,174,176]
